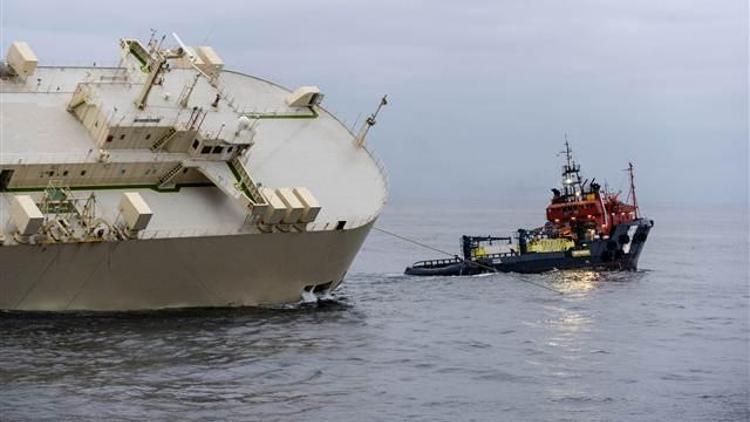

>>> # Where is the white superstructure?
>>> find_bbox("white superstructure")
[0,34,388,311]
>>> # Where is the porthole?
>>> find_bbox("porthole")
[80,170,87,176]
[119,134,126,140]
[145,133,152,140]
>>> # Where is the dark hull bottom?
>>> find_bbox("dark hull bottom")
[405,219,653,276]
[405,254,639,276]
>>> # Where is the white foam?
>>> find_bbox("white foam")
[300,289,318,304]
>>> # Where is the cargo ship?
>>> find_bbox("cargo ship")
[0,33,388,311]
[405,141,653,276]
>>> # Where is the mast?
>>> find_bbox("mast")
[355,95,388,147]
[626,162,639,218]
[559,135,582,201]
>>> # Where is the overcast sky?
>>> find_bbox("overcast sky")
[1,0,747,206]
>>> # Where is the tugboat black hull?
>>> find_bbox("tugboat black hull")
[405,219,653,276]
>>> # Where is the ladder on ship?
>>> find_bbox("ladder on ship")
[150,127,178,152]
[194,159,268,218]
[157,162,184,189]
[230,157,267,209]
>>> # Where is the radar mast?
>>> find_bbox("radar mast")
[560,135,583,201]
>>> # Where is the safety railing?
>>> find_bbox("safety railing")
[136,212,380,240]
[410,257,462,268]
[363,145,389,212]
[0,149,191,165]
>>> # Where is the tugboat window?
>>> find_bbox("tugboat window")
[201,146,212,154]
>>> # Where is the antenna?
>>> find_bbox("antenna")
[147,28,158,51]
[133,34,187,109]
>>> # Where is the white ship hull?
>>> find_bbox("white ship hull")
[0,222,373,312]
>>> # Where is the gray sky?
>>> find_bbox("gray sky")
[1,0,747,206]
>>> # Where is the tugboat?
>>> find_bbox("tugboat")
[405,141,654,276]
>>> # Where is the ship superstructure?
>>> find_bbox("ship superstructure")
[405,141,653,276]
[545,141,640,241]
[0,34,388,311]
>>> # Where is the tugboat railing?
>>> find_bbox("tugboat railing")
[410,257,462,268]
[411,252,516,269]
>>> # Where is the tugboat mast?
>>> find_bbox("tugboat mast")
[560,135,583,201]
[626,162,640,218]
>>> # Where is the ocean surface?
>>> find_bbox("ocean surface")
[1,203,748,421]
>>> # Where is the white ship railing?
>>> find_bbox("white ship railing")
[0,153,99,165]
[363,145,390,212]
[136,214,380,240]
[0,151,185,165]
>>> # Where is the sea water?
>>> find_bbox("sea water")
[0,203,747,421]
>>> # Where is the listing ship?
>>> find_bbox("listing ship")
[0,33,388,311]
[405,141,653,276]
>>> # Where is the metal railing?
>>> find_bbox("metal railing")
[135,212,379,240]
[411,252,516,269]
[411,257,463,268]
[363,145,389,213]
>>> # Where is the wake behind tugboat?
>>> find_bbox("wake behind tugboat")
[405,141,654,276]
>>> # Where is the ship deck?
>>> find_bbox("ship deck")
[0,66,388,237]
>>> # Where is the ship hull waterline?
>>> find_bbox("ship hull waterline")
[0,222,374,312]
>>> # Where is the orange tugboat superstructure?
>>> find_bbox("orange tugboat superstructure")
[546,141,639,240]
